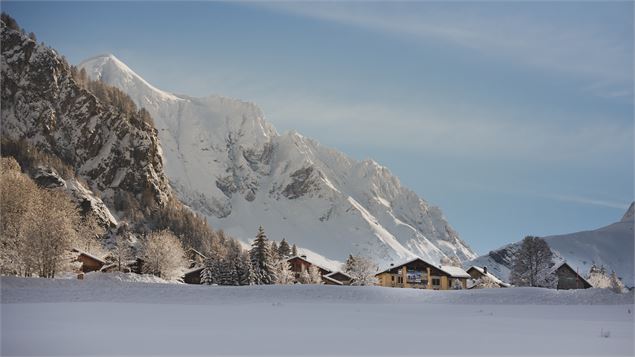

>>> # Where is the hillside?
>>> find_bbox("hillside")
[466,203,635,287]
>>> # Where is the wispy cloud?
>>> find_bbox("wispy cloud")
[262,2,633,97]
[539,194,631,210]
[261,91,632,163]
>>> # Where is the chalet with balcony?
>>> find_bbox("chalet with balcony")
[375,257,470,290]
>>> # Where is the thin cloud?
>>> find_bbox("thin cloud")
[262,2,632,96]
[262,92,632,163]
[541,194,631,210]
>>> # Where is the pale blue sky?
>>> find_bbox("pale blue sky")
[3,1,633,254]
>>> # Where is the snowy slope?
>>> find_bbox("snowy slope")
[78,54,475,265]
[466,203,635,286]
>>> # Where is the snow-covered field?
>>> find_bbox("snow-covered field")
[2,277,633,356]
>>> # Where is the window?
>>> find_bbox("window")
[432,278,440,286]
[397,276,403,284]
[391,275,395,282]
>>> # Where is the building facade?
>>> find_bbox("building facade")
[375,258,469,290]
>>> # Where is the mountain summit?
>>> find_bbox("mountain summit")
[79,54,476,264]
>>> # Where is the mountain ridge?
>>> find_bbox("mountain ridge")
[79,54,476,265]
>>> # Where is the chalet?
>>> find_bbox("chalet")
[375,257,470,290]
[183,266,205,285]
[287,255,331,280]
[553,262,592,290]
[100,258,145,274]
[72,249,106,273]
[322,275,344,285]
[185,248,206,269]
[466,266,510,288]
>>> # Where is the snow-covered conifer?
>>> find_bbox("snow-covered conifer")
[278,239,291,258]
[249,226,276,284]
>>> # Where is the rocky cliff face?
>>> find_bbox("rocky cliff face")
[1,21,171,220]
[79,54,476,265]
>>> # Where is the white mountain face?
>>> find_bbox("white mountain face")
[79,54,476,265]
[466,203,635,287]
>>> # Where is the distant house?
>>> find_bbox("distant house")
[287,255,331,280]
[324,271,352,285]
[100,258,145,274]
[466,266,510,288]
[375,257,470,290]
[322,275,344,285]
[553,262,592,290]
[185,248,206,269]
[72,249,106,273]
[183,266,205,285]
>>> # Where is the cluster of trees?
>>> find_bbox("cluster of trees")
[0,157,103,278]
[587,264,625,293]
[199,227,322,286]
[1,137,76,179]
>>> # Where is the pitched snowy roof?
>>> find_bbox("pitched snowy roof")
[286,255,332,273]
[321,275,343,285]
[377,257,429,275]
[467,266,510,287]
[551,262,592,287]
[325,271,352,280]
[183,266,205,276]
[72,248,106,264]
[438,265,471,279]
[186,248,206,259]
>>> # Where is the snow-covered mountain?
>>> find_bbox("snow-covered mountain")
[466,203,635,287]
[79,54,476,265]
[1,24,171,225]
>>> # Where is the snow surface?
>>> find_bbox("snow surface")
[78,54,475,266]
[2,277,633,356]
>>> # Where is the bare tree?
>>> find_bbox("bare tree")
[308,265,322,284]
[510,236,555,287]
[345,255,378,286]
[276,259,295,285]
[142,229,185,280]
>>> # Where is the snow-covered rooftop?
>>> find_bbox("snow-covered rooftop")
[468,266,510,287]
[438,265,471,279]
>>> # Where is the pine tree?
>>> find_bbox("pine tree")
[291,244,298,257]
[270,241,280,262]
[237,251,254,285]
[200,259,213,285]
[249,226,276,284]
[278,239,291,258]
[218,258,238,285]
